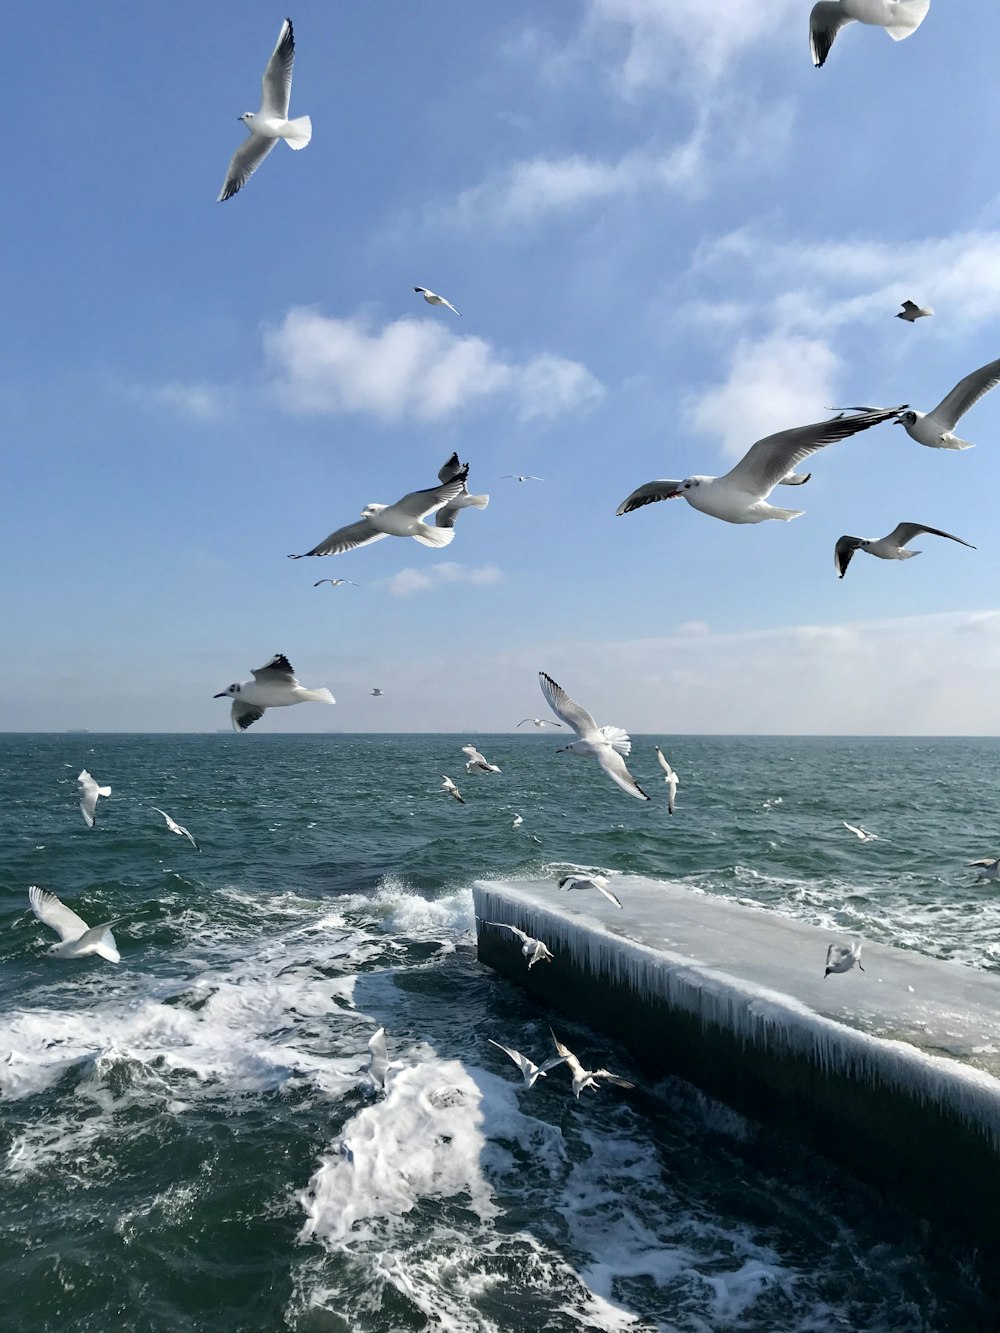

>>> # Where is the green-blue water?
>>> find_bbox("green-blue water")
[2,733,999,1332]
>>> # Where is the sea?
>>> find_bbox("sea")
[2,732,1000,1333]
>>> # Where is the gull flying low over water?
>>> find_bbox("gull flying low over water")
[28,886,123,963]
[289,473,468,557]
[214,653,335,732]
[809,0,930,69]
[512,814,523,827]
[367,1028,388,1092]
[559,874,623,909]
[967,855,1000,881]
[77,769,111,828]
[151,807,199,850]
[489,1040,564,1089]
[835,523,974,578]
[895,355,1000,450]
[655,747,679,815]
[549,1030,634,1099]
[824,940,865,977]
[517,718,562,729]
[486,921,554,969]
[414,286,460,316]
[842,821,879,841]
[313,578,358,588]
[218,18,312,202]
[441,775,465,804]
[616,407,903,525]
[897,299,933,323]
[540,672,650,801]
[463,745,501,774]
[435,453,489,530]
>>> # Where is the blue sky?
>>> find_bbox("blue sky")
[4,0,1000,733]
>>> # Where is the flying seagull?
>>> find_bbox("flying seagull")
[463,744,501,774]
[558,874,623,909]
[441,775,465,804]
[435,452,489,529]
[28,886,123,963]
[313,578,358,588]
[414,286,460,316]
[288,473,468,557]
[824,940,864,978]
[897,300,933,323]
[967,855,1000,881]
[616,407,904,525]
[151,807,199,850]
[539,672,649,801]
[218,18,312,202]
[213,653,335,731]
[517,718,562,729]
[843,820,879,842]
[835,523,975,578]
[809,0,930,69]
[486,921,554,969]
[367,1028,388,1092]
[489,1039,564,1089]
[504,475,545,483]
[371,688,383,697]
[549,1029,634,1099]
[654,746,679,815]
[78,769,111,829]
[895,356,1000,450]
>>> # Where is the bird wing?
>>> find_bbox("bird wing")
[491,921,530,945]
[593,1070,635,1089]
[721,408,904,499]
[488,1039,537,1082]
[28,886,89,942]
[883,523,975,551]
[967,857,999,867]
[538,672,600,739]
[834,535,863,579]
[589,874,625,906]
[549,1029,578,1066]
[899,300,921,317]
[260,17,296,117]
[655,746,672,776]
[842,821,865,837]
[232,700,265,732]
[217,134,278,203]
[392,476,468,520]
[462,745,488,764]
[930,357,1000,429]
[289,518,388,558]
[615,479,683,516]
[441,298,461,316]
[252,654,298,684]
[437,452,464,483]
[809,2,853,67]
[596,746,650,804]
[368,1027,388,1088]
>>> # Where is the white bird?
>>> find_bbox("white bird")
[540,672,649,801]
[441,775,465,805]
[489,1039,564,1089]
[288,474,468,557]
[809,0,930,69]
[517,718,562,729]
[616,408,903,525]
[558,874,623,910]
[371,688,383,697]
[414,286,461,316]
[218,18,312,202]
[486,921,554,969]
[967,856,1000,881]
[435,453,489,529]
[213,653,335,731]
[824,940,865,978]
[549,1030,634,1099]
[28,886,123,963]
[895,356,1000,450]
[835,523,974,578]
[463,744,501,775]
[512,814,523,827]
[897,299,933,323]
[655,747,679,815]
[77,769,111,828]
[151,807,199,850]
[313,578,358,588]
[842,821,879,841]
[368,1027,388,1091]
[504,475,545,483]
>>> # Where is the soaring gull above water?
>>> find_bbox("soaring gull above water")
[895,355,1000,450]
[77,769,111,829]
[213,653,335,731]
[517,718,562,729]
[655,746,679,815]
[834,523,974,578]
[463,745,501,774]
[540,673,649,800]
[151,807,199,850]
[28,886,123,963]
[549,1030,634,1099]
[824,940,864,977]
[896,299,933,323]
[842,821,879,842]
[616,408,903,525]
[486,921,554,969]
[489,1040,564,1089]
[367,1028,388,1092]
[218,18,312,202]
[289,474,468,557]
[435,453,489,530]
[559,874,623,909]
[414,286,460,316]
[967,855,1000,881]
[441,775,465,804]
[809,0,930,69]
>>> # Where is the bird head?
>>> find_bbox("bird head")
[361,503,386,518]
[895,410,917,427]
[555,741,582,755]
[681,477,702,492]
[240,112,255,124]
[214,683,240,699]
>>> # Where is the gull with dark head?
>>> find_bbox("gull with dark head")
[559,874,623,909]
[435,453,489,530]
[218,18,312,202]
[809,0,930,69]
[289,473,468,557]
[616,408,904,525]
[28,886,124,963]
[414,286,460,316]
[489,1039,564,1088]
[897,300,933,323]
[549,1029,634,1099]
[540,672,649,801]
[214,653,335,732]
[655,747,679,815]
[835,523,974,578]
[151,807,199,850]
[824,940,864,978]
[486,921,554,969]
[895,356,1000,450]
[463,745,501,774]
[77,769,111,829]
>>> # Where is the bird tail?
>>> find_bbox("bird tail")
[940,435,975,451]
[412,525,455,548]
[465,492,489,510]
[302,687,336,704]
[884,0,930,39]
[764,505,805,522]
[599,725,631,756]
[284,115,312,148]
[97,786,112,797]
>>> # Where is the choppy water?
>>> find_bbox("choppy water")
[2,733,999,1332]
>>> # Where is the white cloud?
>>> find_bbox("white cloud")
[265,309,603,423]
[383,563,503,598]
[154,381,228,421]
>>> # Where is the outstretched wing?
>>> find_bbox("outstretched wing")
[437,452,464,483]
[809,1,853,67]
[253,654,296,683]
[929,356,1000,429]
[616,480,683,516]
[28,886,89,942]
[834,535,863,579]
[232,700,265,732]
[260,17,296,118]
[218,135,278,203]
[538,672,599,739]
[289,519,388,558]
[392,475,468,520]
[883,522,975,551]
[596,747,650,803]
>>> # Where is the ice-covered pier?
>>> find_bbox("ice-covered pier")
[474,876,1000,1274]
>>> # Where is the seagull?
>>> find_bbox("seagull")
[441,775,465,804]
[313,578,358,588]
[809,0,931,69]
[967,856,1000,881]
[517,718,562,729]
[654,747,679,815]
[28,886,123,963]
[512,814,523,827]
[842,821,879,841]
[835,523,975,578]
[77,769,111,828]
[824,940,864,978]
[503,475,545,483]
[151,807,199,850]
[414,286,461,316]
[616,408,904,525]
[540,672,649,801]
[368,1027,388,1091]
[463,744,501,774]
[288,473,468,557]
[897,299,933,323]
[549,1030,634,1099]
[218,18,312,202]
[371,688,383,697]
[895,356,1000,450]
[486,921,554,969]
[435,453,489,529]
[489,1039,564,1089]
[558,874,623,909]
[213,653,335,731]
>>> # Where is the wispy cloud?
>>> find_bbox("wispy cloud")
[153,381,229,421]
[383,563,503,598]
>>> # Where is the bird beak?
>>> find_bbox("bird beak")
[213,692,227,698]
